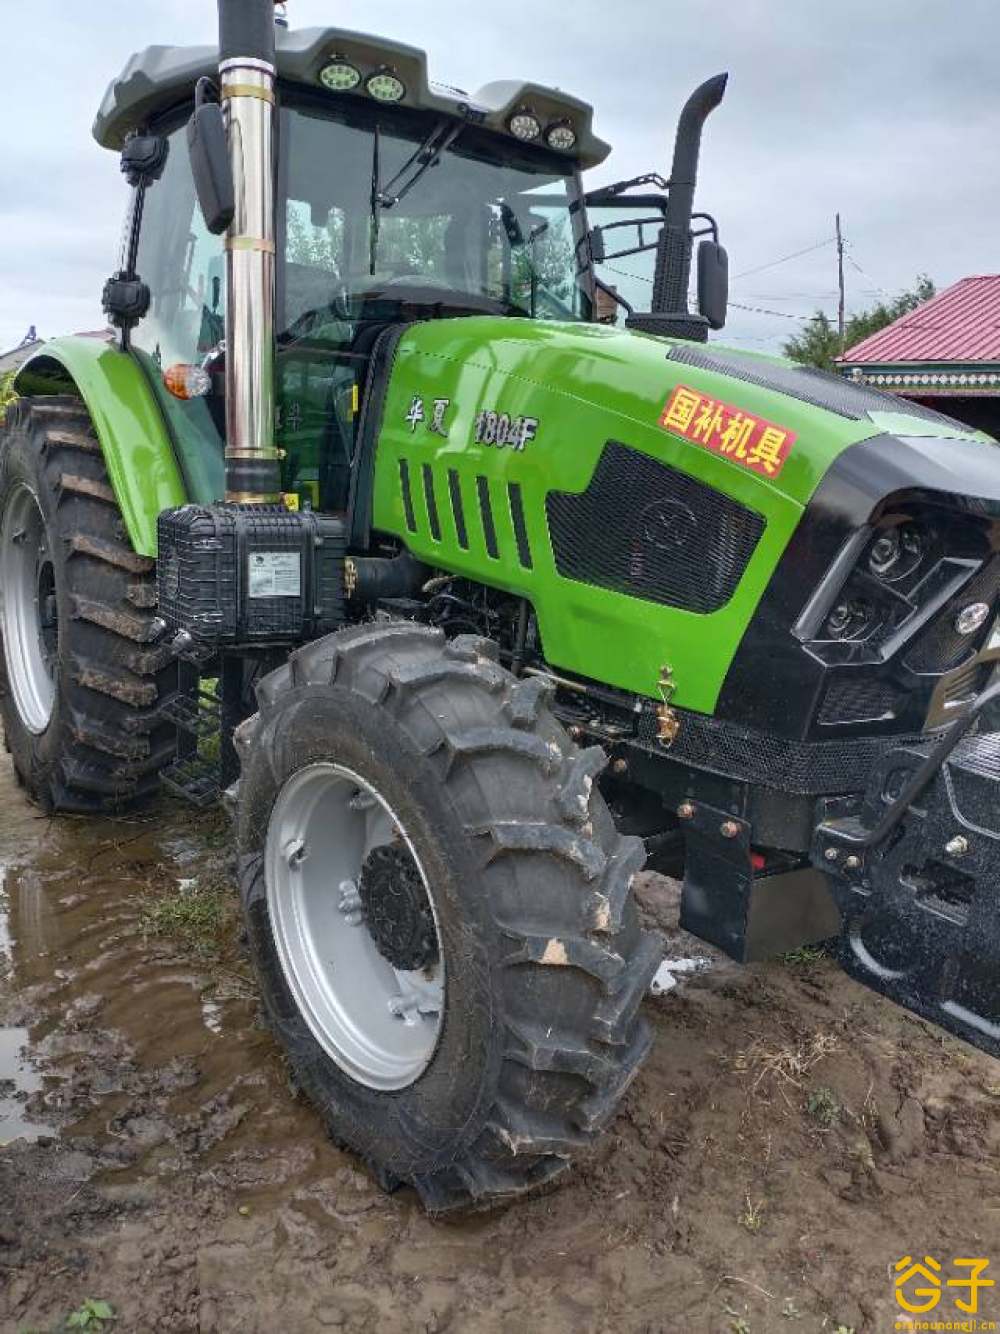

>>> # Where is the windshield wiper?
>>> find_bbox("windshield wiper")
[369,119,464,272]
[380,120,463,210]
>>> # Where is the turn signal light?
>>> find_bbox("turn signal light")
[163,364,212,400]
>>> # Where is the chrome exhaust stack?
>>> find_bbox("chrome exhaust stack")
[217,0,280,503]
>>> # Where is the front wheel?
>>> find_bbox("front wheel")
[236,622,663,1213]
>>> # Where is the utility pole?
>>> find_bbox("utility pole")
[835,212,846,354]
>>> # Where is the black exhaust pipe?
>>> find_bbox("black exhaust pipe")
[627,72,728,341]
[218,0,276,65]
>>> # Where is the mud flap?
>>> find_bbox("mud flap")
[814,728,1000,1059]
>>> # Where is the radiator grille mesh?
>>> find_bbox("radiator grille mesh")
[818,676,902,725]
[637,705,933,795]
[546,441,765,613]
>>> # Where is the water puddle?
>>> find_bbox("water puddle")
[0,855,51,1142]
[0,1024,46,1143]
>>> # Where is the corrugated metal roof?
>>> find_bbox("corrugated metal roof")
[840,275,1000,365]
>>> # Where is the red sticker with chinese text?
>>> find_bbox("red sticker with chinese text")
[659,384,796,479]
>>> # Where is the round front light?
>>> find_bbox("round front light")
[545,120,577,152]
[366,69,406,103]
[869,531,900,577]
[508,109,542,142]
[825,599,872,641]
[319,59,362,93]
[955,601,991,635]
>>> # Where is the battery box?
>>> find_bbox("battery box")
[157,504,346,648]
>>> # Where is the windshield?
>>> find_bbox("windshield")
[278,92,591,340]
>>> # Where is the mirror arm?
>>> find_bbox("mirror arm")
[593,275,634,319]
[585,172,670,206]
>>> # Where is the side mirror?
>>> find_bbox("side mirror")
[697,239,728,331]
[587,226,606,265]
[186,86,234,235]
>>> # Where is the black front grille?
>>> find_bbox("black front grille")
[818,676,902,725]
[905,557,1000,673]
[637,704,934,795]
[546,441,765,614]
[667,344,966,430]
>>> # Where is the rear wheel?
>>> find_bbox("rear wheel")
[0,395,177,811]
[237,621,663,1213]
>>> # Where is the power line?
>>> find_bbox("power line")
[601,263,652,285]
[844,246,892,298]
[731,237,836,281]
[729,300,835,321]
[835,212,846,350]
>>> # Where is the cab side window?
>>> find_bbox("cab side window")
[130,122,226,503]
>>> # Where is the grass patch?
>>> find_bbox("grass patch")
[805,1085,840,1128]
[67,1299,115,1329]
[140,875,236,960]
[781,943,828,967]
[739,1192,765,1233]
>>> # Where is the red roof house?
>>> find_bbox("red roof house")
[838,275,1000,435]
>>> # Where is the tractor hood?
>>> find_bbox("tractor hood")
[368,316,1000,711]
[384,318,996,511]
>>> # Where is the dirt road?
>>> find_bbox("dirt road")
[2,749,999,1334]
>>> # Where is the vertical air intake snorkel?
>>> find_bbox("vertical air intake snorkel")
[627,72,728,342]
[218,0,280,502]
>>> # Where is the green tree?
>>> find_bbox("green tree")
[0,369,17,411]
[783,274,935,372]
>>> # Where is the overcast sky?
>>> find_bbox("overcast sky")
[1,0,997,355]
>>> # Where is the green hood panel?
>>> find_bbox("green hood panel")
[15,337,187,557]
[370,318,995,710]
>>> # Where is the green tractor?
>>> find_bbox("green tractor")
[4,1,1000,1212]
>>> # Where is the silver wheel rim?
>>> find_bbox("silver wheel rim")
[264,762,445,1091]
[0,484,57,734]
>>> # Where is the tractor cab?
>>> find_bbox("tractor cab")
[93,24,729,514]
[94,26,614,513]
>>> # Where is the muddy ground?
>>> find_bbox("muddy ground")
[2,750,999,1334]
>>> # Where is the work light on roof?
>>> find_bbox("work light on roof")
[507,109,542,142]
[365,68,406,103]
[545,120,577,152]
[319,57,362,93]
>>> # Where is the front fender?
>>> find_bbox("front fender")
[14,336,187,557]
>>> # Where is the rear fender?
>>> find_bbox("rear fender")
[13,336,187,557]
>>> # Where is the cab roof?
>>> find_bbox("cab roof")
[93,24,611,168]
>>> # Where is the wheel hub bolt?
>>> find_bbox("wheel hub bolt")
[284,838,309,869]
[844,855,861,870]
[338,879,364,925]
[824,847,840,862]
[677,801,695,820]
[388,994,421,1025]
[945,834,969,857]
[720,820,740,839]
